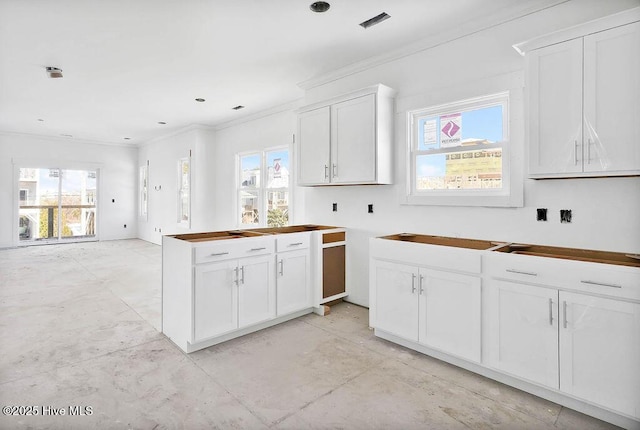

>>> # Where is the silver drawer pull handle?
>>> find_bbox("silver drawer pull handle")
[210,252,229,256]
[249,247,266,252]
[506,269,537,276]
[580,280,622,289]
[288,242,303,247]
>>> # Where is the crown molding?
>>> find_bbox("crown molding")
[214,99,303,131]
[138,123,217,148]
[0,130,134,148]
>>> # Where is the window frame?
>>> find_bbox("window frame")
[237,146,291,228]
[139,162,148,220]
[405,91,521,207]
[177,156,190,227]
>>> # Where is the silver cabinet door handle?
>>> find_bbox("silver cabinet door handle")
[411,273,416,294]
[419,275,424,295]
[581,280,621,289]
[574,140,579,165]
[506,269,537,277]
[548,298,554,326]
[240,266,245,284]
[563,301,568,329]
[210,252,229,257]
[249,247,266,252]
[288,242,303,247]
[234,266,239,286]
[332,163,337,178]
[324,164,329,179]
[279,260,284,276]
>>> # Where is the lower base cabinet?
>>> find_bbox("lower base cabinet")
[194,255,275,342]
[372,260,481,362]
[487,280,640,419]
[276,249,311,316]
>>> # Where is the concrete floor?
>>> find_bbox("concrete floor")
[0,239,620,429]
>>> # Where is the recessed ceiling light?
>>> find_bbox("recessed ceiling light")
[232,105,245,110]
[46,66,63,78]
[158,121,167,125]
[124,137,131,140]
[60,134,73,138]
[310,1,330,13]
[359,12,391,29]
[195,98,205,102]
[37,118,44,122]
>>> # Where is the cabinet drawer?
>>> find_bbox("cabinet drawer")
[276,232,310,252]
[195,238,274,264]
[485,252,640,301]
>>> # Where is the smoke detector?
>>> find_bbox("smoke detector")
[46,66,63,78]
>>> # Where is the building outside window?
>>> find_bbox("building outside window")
[407,92,516,207]
[238,147,290,228]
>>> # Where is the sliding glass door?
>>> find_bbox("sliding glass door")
[18,168,97,243]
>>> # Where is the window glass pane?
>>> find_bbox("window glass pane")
[416,148,502,190]
[240,190,259,225]
[178,159,190,223]
[60,169,97,238]
[241,154,261,188]
[417,105,503,151]
[267,190,289,227]
[139,165,148,217]
[266,150,289,188]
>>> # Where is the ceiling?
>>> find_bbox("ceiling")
[0,0,564,145]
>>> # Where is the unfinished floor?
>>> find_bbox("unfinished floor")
[0,239,621,429]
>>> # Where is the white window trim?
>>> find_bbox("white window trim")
[404,90,522,207]
[237,146,291,228]
[139,162,148,221]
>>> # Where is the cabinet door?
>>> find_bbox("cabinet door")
[238,255,276,328]
[371,260,419,342]
[276,250,311,316]
[487,280,559,388]
[418,269,481,363]
[583,22,640,174]
[330,93,376,184]
[528,38,583,176]
[298,106,331,185]
[194,261,238,342]
[559,291,640,418]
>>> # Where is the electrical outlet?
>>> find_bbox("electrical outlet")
[112,198,115,203]
[536,208,547,221]
[332,203,337,212]
[123,224,127,228]
[560,209,572,223]
[368,204,374,214]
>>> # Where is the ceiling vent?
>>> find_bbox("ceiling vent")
[46,66,63,78]
[359,12,390,29]
[232,105,245,110]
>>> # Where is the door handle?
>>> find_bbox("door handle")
[332,163,337,178]
[506,269,537,277]
[279,260,284,276]
[581,280,621,289]
[548,298,554,326]
[574,140,579,166]
[234,266,239,286]
[249,247,266,252]
[288,242,303,247]
[240,266,245,285]
[419,275,424,295]
[563,301,568,329]
[210,252,229,257]
[411,273,416,294]
[324,164,329,179]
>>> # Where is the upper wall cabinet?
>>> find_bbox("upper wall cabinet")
[297,84,396,186]
[523,11,640,178]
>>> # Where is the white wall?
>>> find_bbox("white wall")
[211,0,640,307]
[137,126,216,244]
[0,133,138,248]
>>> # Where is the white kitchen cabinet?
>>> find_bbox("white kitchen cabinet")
[559,291,640,419]
[372,260,419,342]
[277,249,311,316]
[298,107,331,185]
[526,20,640,178]
[419,269,481,363]
[194,255,275,342]
[237,255,276,328]
[297,84,395,186]
[194,260,238,342]
[486,279,559,388]
[370,255,482,362]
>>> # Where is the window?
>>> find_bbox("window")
[178,157,190,226]
[407,92,518,207]
[238,147,290,227]
[139,163,148,219]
